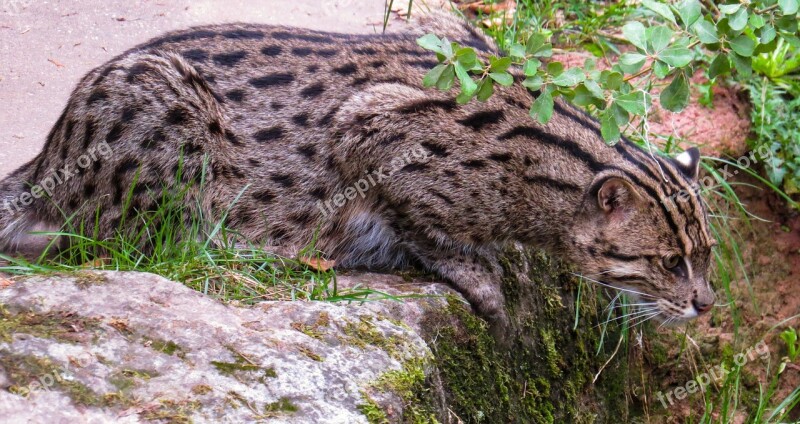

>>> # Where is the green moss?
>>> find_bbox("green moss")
[264,397,299,417]
[290,311,331,339]
[0,305,102,344]
[369,358,439,424]
[2,353,105,407]
[146,337,186,358]
[416,250,630,423]
[211,348,277,380]
[73,272,108,289]
[297,345,323,362]
[358,392,390,424]
[341,315,405,359]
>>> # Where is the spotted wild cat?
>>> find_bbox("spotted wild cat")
[0,12,716,333]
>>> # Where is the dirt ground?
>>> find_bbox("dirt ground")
[0,0,412,179]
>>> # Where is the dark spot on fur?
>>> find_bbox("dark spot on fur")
[315,49,338,57]
[249,73,295,88]
[398,163,429,173]
[121,107,136,123]
[252,189,275,203]
[333,63,358,75]
[166,107,190,125]
[300,82,326,98]
[225,129,243,146]
[354,47,377,55]
[149,29,217,47]
[82,120,96,149]
[272,31,334,43]
[271,101,285,111]
[443,169,457,177]
[225,89,245,102]
[350,77,370,87]
[462,159,487,169]
[261,45,283,56]
[87,89,108,105]
[83,182,96,197]
[291,47,313,57]
[183,49,208,62]
[126,63,154,83]
[270,173,294,188]
[370,60,386,68]
[292,112,310,127]
[379,133,405,146]
[270,227,288,240]
[420,141,449,157]
[319,106,340,126]
[406,59,439,69]
[116,158,140,174]
[396,98,457,114]
[222,29,264,39]
[208,120,223,135]
[142,129,166,149]
[456,110,505,130]
[309,187,327,199]
[212,51,247,67]
[92,66,117,86]
[248,158,261,167]
[488,152,512,162]
[253,127,285,142]
[297,144,316,159]
[432,190,454,205]
[307,64,320,73]
[93,159,102,173]
[106,123,124,143]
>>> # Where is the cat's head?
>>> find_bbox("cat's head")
[571,147,716,324]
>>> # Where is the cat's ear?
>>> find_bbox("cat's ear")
[674,147,701,181]
[596,176,640,215]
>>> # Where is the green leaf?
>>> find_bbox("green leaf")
[522,75,544,91]
[454,62,478,96]
[584,79,605,99]
[760,24,777,44]
[573,81,605,107]
[653,60,670,78]
[436,65,456,90]
[530,89,554,124]
[600,71,624,90]
[423,64,447,87]
[647,26,674,53]
[523,59,541,76]
[610,103,630,126]
[476,79,494,102]
[616,91,651,115]
[619,53,647,74]
[728,7,748,32]
[708,54,731,78]
[489,72,514,87]
[749,13,765,29]
[456,47,478,69]
[660,72,689,112]
[533,44,553,58]
[718,3,741,14]
[729,34,756,57]
[622,21,648,51]
[526,33,547,54]
[441,39,454,58]
[730,52,752,76]
[547,61,564,76]
[600,112,621,142]
[676,0,702,27]
[456,91,472,104]
[658,46,693,67]
[489,57,513,73]
[776,15,799,32]
[510,43,526,59]
[692,20,719,44]
[416,34,443,54]
[779,0,799,15]
[642,0,676,24]
[552,68,585,87]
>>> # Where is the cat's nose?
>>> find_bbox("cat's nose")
[692,297,713,314]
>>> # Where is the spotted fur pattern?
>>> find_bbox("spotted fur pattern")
[0,13,716,332]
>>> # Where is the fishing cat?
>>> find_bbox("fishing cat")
[0,12,716,333]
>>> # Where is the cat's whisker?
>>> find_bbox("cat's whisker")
[572,273,658,299]
[631,311,662,327]
[597,307,661,328]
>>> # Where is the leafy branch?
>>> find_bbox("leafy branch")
[418,0,800,143]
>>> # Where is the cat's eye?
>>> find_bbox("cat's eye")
[662,255,682,270]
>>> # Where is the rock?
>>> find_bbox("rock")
[0,250,634,423]
[0,271,449,423]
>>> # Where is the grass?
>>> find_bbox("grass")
[0,162,407,305]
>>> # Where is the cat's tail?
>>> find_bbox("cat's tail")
[0,161,58,256]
